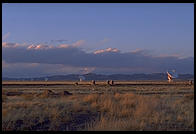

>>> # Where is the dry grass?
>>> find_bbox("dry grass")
[2,83,194,131]
[2,95,7,102]
[85,93,194,131]
[83,94,100,103]
[20,94,35,101]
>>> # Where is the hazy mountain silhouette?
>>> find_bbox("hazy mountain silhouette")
[2,73,194,81]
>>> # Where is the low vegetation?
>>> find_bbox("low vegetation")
[2,83,194,131]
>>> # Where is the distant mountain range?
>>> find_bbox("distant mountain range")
[2,73,194,81]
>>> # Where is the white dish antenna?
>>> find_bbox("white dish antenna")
[79,75,85,81]
[167,70,178,78]
[167,70,178,82]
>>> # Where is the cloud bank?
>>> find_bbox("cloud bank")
[2,42,194,77]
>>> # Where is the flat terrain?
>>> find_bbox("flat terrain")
[2,80,194,131]
[2,80,193,85]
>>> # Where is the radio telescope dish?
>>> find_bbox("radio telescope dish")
[167,70,178,82]
[168,70,178,78]
[79,75,85,81]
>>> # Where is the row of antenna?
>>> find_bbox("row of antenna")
[41,70,189,84]
[75,80,114,85]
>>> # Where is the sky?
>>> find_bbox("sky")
[2,3,194,77]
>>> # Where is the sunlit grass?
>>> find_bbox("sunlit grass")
[2,83,194,131]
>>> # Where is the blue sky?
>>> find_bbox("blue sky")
[2,3,194,77]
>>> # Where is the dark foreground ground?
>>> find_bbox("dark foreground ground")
[2,80,194,131]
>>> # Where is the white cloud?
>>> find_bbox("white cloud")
[27,44,54,50]
[72,40,85,47]
[155,53,188,59]
[26,40,85,50]
[130,48,143,53]
[2,42,28,48]
[80,67,96,74]
[2,42,17,48]
[57,44,70,48]
[2,41,194,76]
[94,48,119,54]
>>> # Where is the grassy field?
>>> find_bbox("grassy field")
[2,81,194,131]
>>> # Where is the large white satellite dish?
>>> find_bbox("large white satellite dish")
[167,70,178,82]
